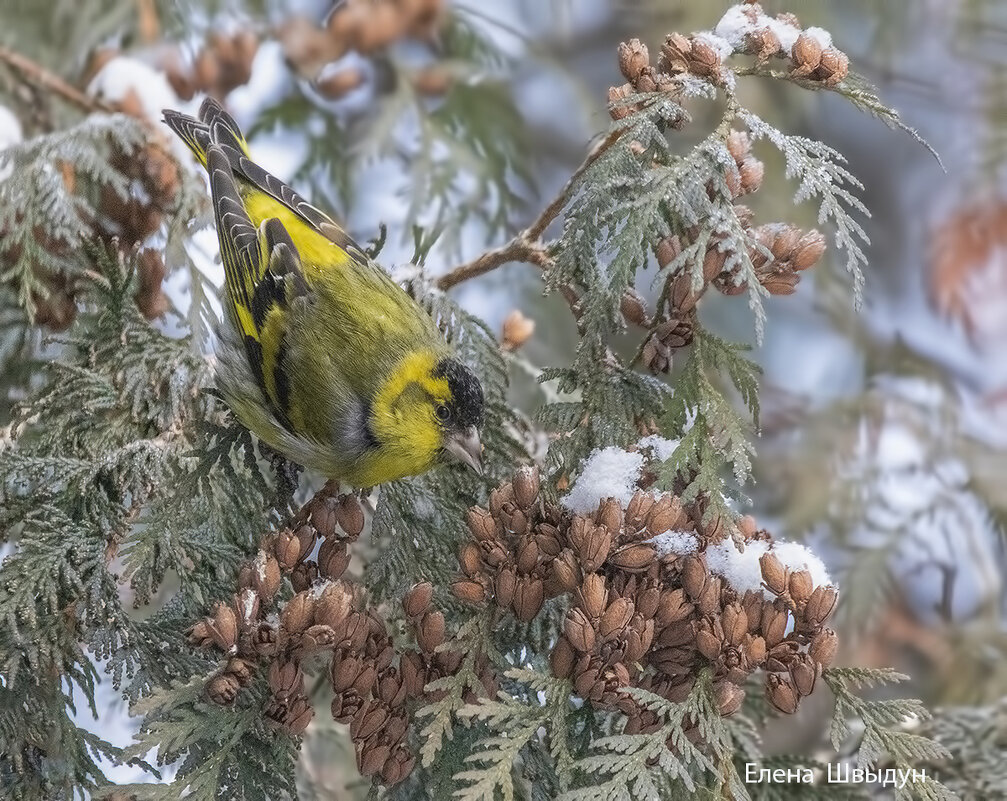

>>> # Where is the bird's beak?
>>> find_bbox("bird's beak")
[444,426,483,475]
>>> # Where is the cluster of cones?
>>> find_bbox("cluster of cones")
[452,466,839,736]
[277,0,452,99]
[604,27,831,373]
[609,4,848,112]
[188,484,493,786]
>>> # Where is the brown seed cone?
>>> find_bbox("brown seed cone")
[760,270,800,296]
[792,229,826,270]
[516,539,540,575]
[403,582,434,619]
[281,591,316,636]
[551,549,581,593]
[296,623,337,654]
[501,309,535,351]
[550,636,577,678]
[506,466,538,510]
[659,32,692,74]
[644,495,684,540]
[620,288,651,328]
[331,653,364,693]
[790,653,821,696]
[626,491,657,529]
[722,603,749,646]
[290,562,318,593]
[599,597,635,641]
[714,681,745,716]
[746,27,782,63]
[624,617,655,663]
[135,249,168,319]
[513,577,545,622]
[680,555,709,600]
[359,741,392,777]
[618,38,650,82]
[687,37,721,77]
[314,582,354,629]
[254,552,282,599]
[569,518,612,573]
[269,659,304,699]
[656,587,693,627]
[815,47,849,86]
[607,83,636,120]
[336,494,365,538]
[467,507,498,542]
[400,651,429,697]
[253,621,279,658]
[351,702,389,741]
[726,130,751,164]
[206,673,241,705]
[332,688,365,723]
[788,570,814,604]
[281,694,314,735]
[578,574,609,620]
[743,633,767,667]
[495,565,517,607]
[739,158,764,195]
[766,641,799,673]
[317,539,351,579]
[565,608,597,653]
[635,586,661,620]
[791,32,823,76]
[458,542,484,577]
[416,610,446,653]
[741,590,764,633]
[316,67,365,99]
[451,579,486,605]
[609,542,657,572]
[235,588,261,628]
[809,628,839,669]
[766,673,799,714]
[411,65,455,96]
[275,528,303,572]
[804,584,839,628]
[761,606,789,649]
[759,552,788,596]
[208,601,238,652]
[310,498,338,538]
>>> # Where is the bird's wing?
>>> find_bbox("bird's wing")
[207,145,308,430]
[164,98,367,271]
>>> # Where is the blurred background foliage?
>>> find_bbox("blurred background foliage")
[1,0,1006,797]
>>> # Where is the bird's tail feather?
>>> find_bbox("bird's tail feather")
[161,96,251,168]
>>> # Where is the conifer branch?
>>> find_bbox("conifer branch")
[436,131,622,291]
[0,44,111,113]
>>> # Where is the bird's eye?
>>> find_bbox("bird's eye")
[435,404,451,423]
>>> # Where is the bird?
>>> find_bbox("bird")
[162,97,484,487]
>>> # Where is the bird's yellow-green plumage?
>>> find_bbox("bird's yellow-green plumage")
[162,98,485,487]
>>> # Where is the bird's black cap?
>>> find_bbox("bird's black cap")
[434,357,484,429]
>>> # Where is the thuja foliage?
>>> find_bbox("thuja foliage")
[0,2,971,800]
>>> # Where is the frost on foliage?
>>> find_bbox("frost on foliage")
[0,115,147,310]
[705,538,771,597]
[87,56,190,162]
[562,437,679,515]
[562,447,645,515]
[773,540,831,587]
[714,4,803,55]
[706,538,830,599]
[637,435,679,462]
[651,529,699,558]
[742,111,870,304]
